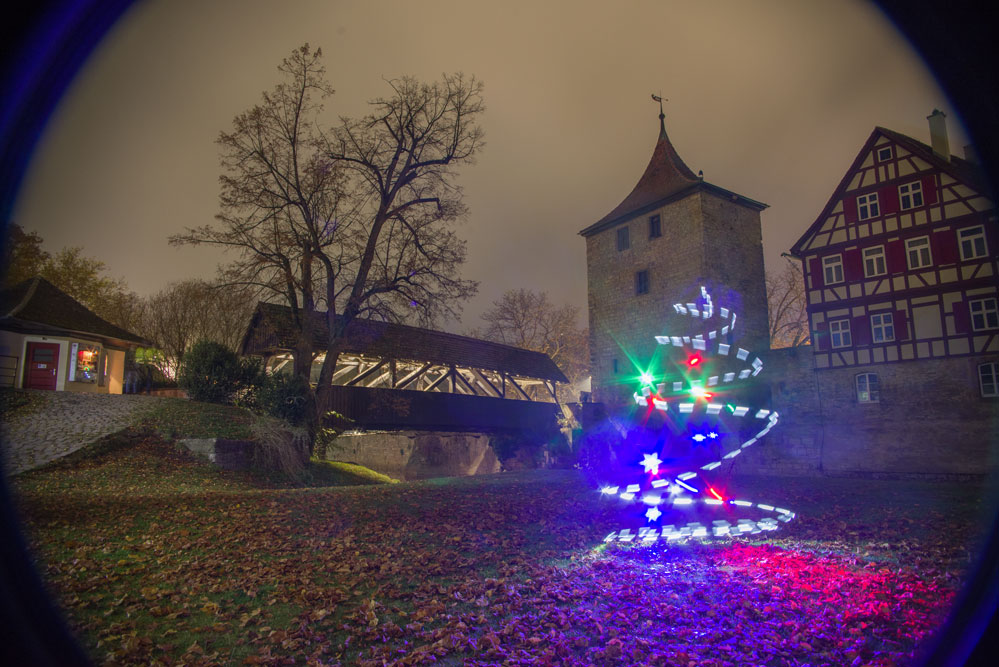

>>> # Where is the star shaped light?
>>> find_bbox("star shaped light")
[646,506,662,522]
[641,452,662,474]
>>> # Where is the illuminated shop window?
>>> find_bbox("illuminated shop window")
[863,246,886,277]
[870,312,894,342]
[69,342,101,383]
[857,193,879,220]
[958,225,987,260]
[905,236,932,269]
[899,181,923,210]
[830,319,852,348]
[823,255,844,284]
[970,298,999,331]
[856,373,879,402]
[616,226,630,251]
[979,363,998,398]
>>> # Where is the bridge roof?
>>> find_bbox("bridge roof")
[241,302,569,383]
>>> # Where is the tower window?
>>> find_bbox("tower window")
[871,312,894,342]
[823,255,844,284]
[830,319,852,348]
[616,226,630,251]
[863,246,886,277]
[635,270,650,295]
[877,147,892,161]
[970,298,999,331]
[649,214,661,239]
[905,236,932,269]
[612,358,619,374]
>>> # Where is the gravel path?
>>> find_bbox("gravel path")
[1,391,164,476]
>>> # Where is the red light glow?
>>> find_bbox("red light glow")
[708,486,723,501]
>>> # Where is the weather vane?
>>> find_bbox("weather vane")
[651,92,667,116]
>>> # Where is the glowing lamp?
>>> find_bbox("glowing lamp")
[640,452,662,475]
[639,371,655,386]
[646,506,662,522]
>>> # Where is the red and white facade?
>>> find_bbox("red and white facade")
[791,113,997,397]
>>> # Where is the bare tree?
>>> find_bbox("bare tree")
[171,45,482,445]
[767,258,810,349]
[141,280,257,376]
[475,289,588,403]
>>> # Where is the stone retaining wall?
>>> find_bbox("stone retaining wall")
[328,431,501,480]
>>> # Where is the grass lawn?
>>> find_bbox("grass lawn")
[9,433,993,666]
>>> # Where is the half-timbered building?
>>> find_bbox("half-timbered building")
[791,110,997,387]
[767,110,998,477]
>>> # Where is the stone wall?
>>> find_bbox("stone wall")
[328,431,501,480]
[730,348,999,478]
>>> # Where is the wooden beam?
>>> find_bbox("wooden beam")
[395,362,433,389]
[505,374,532,401]
[454,370,478,395]
[545,380,559,403]
[426,368,450,392]
[472,369,502,397]
[345,359,388,386]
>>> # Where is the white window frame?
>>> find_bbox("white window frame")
[857,193,880,220]
[979,363,998,397]
[863,245,887,277]
[958,225,987,261]
[899,181,924,210]
[870,312,895,343]
[830,319,852,348]
[856,373,880,403]
[970,298,999,331]
[876,147,892,162]
[823,255,844,285]
[905,236,932,270]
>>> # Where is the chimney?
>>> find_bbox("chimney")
[927,109,950,161]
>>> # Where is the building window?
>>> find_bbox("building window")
[877,147,892,162]
[649,214,661,239]
[905,236,932,269]
[823,255,844,284]
[612,358,619,374]
[863,246,886,277]
[68,342,100,383]
[858,193,880,220]
[830,319,852,348]
[970,298,999,331]
[979,363,998,397]
[635,270,650,295]
[870,312,895,343]
[959,225,987,260]
[856,373,880,402]
[899,181,924,210]
[616,226,630,251]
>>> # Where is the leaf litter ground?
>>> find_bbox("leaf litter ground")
[10,432,991,666]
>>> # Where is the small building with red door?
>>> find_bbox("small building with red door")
[773,110,998,476]
[0,276,148,393]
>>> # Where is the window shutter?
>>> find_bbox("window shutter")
[879,185,899,215]
[953,302,969,334]
[921,174,939,205]
[844,249,862,281]
[842,196,858,224]
[809,257,824,288]
[894,309,910,340]
[814,321,829,351]
[853,315,872,346]
[887,240,906,274]
[935,228,959,264]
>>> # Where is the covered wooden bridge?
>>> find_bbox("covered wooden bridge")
[240,303,568,433]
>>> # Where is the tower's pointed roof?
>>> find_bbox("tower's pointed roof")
[589,113,700,227]
[580,113,765,237]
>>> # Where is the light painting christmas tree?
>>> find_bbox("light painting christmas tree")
[599,286,796,544]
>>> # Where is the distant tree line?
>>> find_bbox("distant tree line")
[2,223,256,378]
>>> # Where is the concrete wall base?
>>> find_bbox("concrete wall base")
[328,430,501,480]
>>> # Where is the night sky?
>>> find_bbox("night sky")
[12,0,970,332]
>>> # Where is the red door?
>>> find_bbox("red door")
[25,342,60,390]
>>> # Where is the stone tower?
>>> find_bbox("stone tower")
[579,111,769,408]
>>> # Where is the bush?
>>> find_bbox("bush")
[177,340,262,405]
[257,372,312,426]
